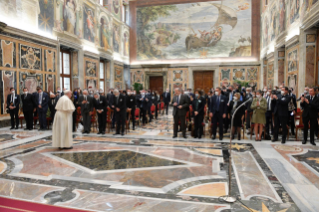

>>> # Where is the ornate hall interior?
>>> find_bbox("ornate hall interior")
[1,0,319,211]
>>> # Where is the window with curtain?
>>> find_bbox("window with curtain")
[60,51,72,90]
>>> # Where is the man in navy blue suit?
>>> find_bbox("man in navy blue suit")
[34,87,49,131]
[209,87,227,140]
[7,87,20,130]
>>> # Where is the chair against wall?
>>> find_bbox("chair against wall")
[106,107,114,133]
[75,107,82,129]
[150,105,156,117]
[135,108,140,126]
[157,103,161,117]
[160,102,165,115]
[295,111,304,141]
[90,109,97,132]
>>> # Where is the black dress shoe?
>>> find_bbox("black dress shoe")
[281,140,286,144]
[10,127,14,130]
[102,132,105,135]
[15,127,19,129]
[310,141,316,146]
[64,147,73,150]
[219,138,223,141]
[82,131,86,134]
[183,136,187,139]
[271,139,278,142]
[24,128,28,130]
[173,136,177,138]
[97,132,101,134]
[121,133,125,136]
[212,135,216,140]
[113,133,120,136]
[28,128,33,131]
[302,140,307,144]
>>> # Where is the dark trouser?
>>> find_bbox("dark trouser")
[274,115,287,142]
[24,110,33,129]
[51,110,56,122]
[97,111,106,133]
[115,111,126,134]
[174,115,186,136]
[246,110,252,129]
[164,102,169,115]
[212,111,224,139]
[148,107,153,122]
[303,116,318,142]
[265,111,273,135]
[38,109,47,129]
[9,109,19,128]
[82,113,91,133]
[155,104,158,119]
[127,108,135,128]
[224,116,229,133]
[288,111,295,134]
[140,108,147,124]
[72,110,77,131]
[194,114,204,138]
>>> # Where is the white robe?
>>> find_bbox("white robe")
[52,95,75,148]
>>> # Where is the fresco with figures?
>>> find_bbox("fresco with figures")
[62,0,79,36]
[100,16,112,51]
[112,0,122,21]
[136,0,252,60]
[38,0,54,33]
[113,22,121,53]
[83,4,96,42]
[289,0,300,24]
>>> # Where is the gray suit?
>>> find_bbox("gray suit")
[171,94,189,136]
[79,95,93,133]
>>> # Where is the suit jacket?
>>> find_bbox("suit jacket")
[209,95,227,115]
[171,94,189,117]
[245,93,253,111]
[137,95,149,110]
[126,95,136,109]
[34,92,49,111]
[93,96,107,111]
[162,92,171,104]
[300,95,319,118]
[192,96,205,116]
[113,94,126,113]
[289,93,297,112]
[106,93,114,108]
[21,93,34,112]
[151,94,158,105]
[7,93,20,111]
[78,95,93,114]
[274,94,291,117]
[48,96,59,114]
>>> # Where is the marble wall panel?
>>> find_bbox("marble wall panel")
[305,45,315,86]
[45,74,56,93]
[84,57,99,90]
[278,59,285,85]
[0,40,16,68]
[86,79,97,90]
[0,71,17,114]
[19,44,42,71]
[19,72,43,94]
[44,50,55,72]
[219,66,259,89]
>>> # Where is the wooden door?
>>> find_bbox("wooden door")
[149,76,164,95]
[194,71,214,94]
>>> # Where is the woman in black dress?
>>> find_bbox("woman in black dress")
[228,92,245,140]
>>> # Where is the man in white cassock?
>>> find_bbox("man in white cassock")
[52,90,75,149]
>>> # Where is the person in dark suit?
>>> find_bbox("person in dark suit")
[151,91,158,119]
[138,90,149,125]
[288,88,297,135]
[172,88,189,138]
[72,88,81,132]
[245,87,253,134]
[48,92,58,123]
[146,90,153,122]
[210,87,227,140]
[106,89,115,128]
[228,92,245,140]
[113,89,126,135]
[93,92,107,134]
[78,90,93,134]
[126,89,136,130]
[162,89,171,115]
[7,87,20,130]
[265,89,274,137]
[272,87,291,144]
[34,87,49,131]
[300,87,318,145]
[192,90,205,139]
[21,87,34,130]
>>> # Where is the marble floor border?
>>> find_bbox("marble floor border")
[0,161,7,174]
[177,182,229,198]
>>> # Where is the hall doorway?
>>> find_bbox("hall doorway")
[149,76,164,96]
[194,71,214,94]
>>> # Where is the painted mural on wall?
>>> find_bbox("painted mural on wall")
[278,59,285,84]
[305,45,315,86]
[287,49,298,73]
[270,4,278,41]
[112,0,121,20]
[38,0,54,33]
[0,40,16,68]
[123,31,129,57]
[289,0,300,24]
[136,0,252,60]
[20,45,42,70]
[288,74,297,93]
[113,22,121,53]
[305,0,318,12]
[85,61,97,77]
[263,17,269,48]
[86,79,97,89]
[63,0,78,35]
[279,0,286,32]
[83,4,96,42]
[100,16,112,51]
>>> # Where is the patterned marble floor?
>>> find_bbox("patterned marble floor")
[0,112,319,211]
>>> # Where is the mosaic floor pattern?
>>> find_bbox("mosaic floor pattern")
[0,112,318,211]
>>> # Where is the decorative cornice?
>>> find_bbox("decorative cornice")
[301,1,319,30]
[275,31,287,48]
[285,35,299,49]
[84,50,99,59]
[58,37,82,51]
[0,22,7,32]
[266,52,274,60]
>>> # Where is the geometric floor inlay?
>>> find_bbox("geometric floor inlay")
[52,150,185,171]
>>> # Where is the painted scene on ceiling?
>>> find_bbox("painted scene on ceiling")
[136,0,252,60]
